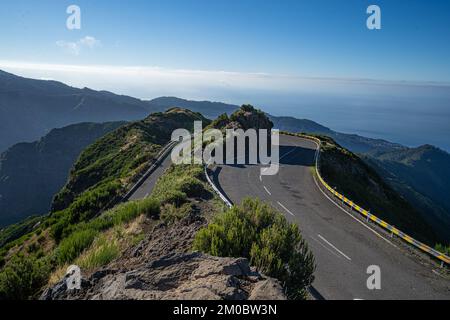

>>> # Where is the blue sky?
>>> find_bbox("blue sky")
[1,0,450,82]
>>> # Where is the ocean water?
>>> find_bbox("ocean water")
[250,89,450,152]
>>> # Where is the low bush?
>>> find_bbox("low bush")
[160,203,193,225]
[160,190,187,206]
[56,229,97,265]
[193,197,315,299]
[435,243,450,256]
[0,254,50,300]
[55,197,161,265]
[152,164,209,206]
[139,197,161,218]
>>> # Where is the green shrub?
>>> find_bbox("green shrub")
[180,177,206,197]
[160,203,193,225]
[193,198,315,299]
[152,164,209,206]
[160,190,187,206]
[54,197,160,265]
[50,215,70,242]
[85,216,114,232]
[435,243,450,256]
[68,181,122,223]
[76,237,120,270]
[110,202,139,226]
[139,197,161,218]
[56,229,97,265]
[0,254,50,300]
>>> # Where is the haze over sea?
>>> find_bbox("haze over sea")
[222,81,450,152]
[259,91,450,152]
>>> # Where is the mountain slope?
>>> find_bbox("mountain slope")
[0,70,154,152]
[0,122,125,227]
[363,145,450,242]
[315,135,442,246]
[51,108,209,215]
[0,108,210,295]
[145,97,403,153]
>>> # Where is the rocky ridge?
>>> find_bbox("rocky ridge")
[42,213,285,300]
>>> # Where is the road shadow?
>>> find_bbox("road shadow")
[278,145,315,167]
[217,144,316,167]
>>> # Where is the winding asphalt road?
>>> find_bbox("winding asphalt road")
[127,134,449,299]
[211,134,450,300]
[128,149,174,201]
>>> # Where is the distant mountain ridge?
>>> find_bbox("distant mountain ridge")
[0,70,153,152]
[0,70,250,153]
[363,144,450,242]
[0,121,125,227]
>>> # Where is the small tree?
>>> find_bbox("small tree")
[193,197,315,299]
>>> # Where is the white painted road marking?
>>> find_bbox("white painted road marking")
[310,235,342,260]
[318,234,352,261]
[263,185,272,196]
[279,147,298,161]
[277,201,295,216]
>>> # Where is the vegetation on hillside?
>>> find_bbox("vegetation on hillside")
[0,196,159,299]
[193,197,315,300]
[52,108,208,212]
[435,244,450,257]
[0,108,209,299]
[0,121,125,228]
[362,145,450,244]
[311,134,441,246]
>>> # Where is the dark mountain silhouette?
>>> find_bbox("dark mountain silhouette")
[0,70,153,152]
[0,121,124,226]
[363,145,450,242]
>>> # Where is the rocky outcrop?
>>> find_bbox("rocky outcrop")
[41,252,285,300]
[41,211,286,300]
[228,105,273,131]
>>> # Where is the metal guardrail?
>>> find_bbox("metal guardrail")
[295,133,450,267]
[204,165,233,208]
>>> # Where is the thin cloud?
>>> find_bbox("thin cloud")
[56,36,101,55]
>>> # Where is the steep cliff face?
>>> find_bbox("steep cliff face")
[362,145,450,243]
[0,122,124,227]
[317,135,440,246]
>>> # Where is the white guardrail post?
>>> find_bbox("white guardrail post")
[296,133,450,267]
